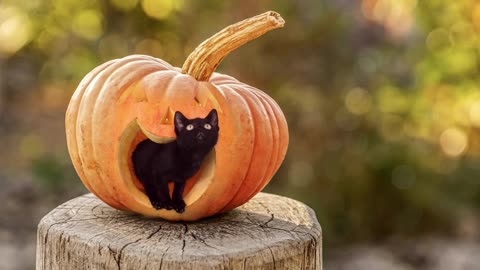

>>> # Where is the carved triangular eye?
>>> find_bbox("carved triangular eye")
[204,123,212,130]
[186,124,194,131]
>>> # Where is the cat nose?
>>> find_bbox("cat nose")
[196,133,205,140]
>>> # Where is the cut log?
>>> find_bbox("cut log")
[36,192,321,269]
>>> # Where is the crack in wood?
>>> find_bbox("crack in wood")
[158,246,170,270]
[114,238,142,270]
[191,232,219,250]
[37,193,322,269]
[267,246,276,269]
[261,214,275,227]
[146,225,163,240]
[181,223,188,259]
[257,201,273,215]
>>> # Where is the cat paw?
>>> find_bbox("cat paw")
[171,199,186,213]
[151,200,172,210]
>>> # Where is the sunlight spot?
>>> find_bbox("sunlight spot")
[36,26,65,52]
[0,6,32,55]
[142,0,175,20]
[173,0,185,10]
[449,22,475,45]
[439,128,468,157]
[72,9,104,40]
[345,88,372,115]
[472,3,480,31]
[362,0,417,39]
[469,101,480,127]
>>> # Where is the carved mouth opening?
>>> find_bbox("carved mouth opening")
[118,119,216,210]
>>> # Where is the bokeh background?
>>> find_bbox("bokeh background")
[1,0,480,269]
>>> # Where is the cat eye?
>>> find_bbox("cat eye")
[186,124,194,131]
[204,123,212,130]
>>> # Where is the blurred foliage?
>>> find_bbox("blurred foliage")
[2,0,480,245]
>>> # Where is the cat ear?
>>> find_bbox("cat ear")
[207,109,218,126]
[174,111,187,132]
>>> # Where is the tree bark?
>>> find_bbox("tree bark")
[36,192,322,269]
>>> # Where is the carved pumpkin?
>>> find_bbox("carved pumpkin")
[65,11,288,221]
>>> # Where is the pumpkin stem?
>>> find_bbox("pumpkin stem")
[181,11,285,81]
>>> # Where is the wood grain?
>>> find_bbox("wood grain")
[36,192,321,269]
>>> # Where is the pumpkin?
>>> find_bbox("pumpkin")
[65,11,288,221]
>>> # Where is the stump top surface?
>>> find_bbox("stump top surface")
[38,192,321,269]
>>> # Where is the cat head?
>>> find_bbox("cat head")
[174,109,219,150]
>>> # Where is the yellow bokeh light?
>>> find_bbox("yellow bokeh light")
[377,86,409,113]
[439,128,468,157]
[449,22,475,46]
[36,26,64,52]
[110,0,139,11]
[345,88,372,115]
[142,0,175,20]
[173,0,185,11]
[469,101,480,127]
[472,3,480,31]
[0,5,32,55]
[72,9,104,40]
[362,0,417,39]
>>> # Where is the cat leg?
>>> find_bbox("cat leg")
[152,178,172,210]
[144,172,171,210]
[171,181,186,213]
[143,181,165,210]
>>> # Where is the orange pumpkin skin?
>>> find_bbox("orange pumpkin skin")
[65,12,288,220]
[65,54,288,221]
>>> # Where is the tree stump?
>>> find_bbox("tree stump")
[36,193,322,269]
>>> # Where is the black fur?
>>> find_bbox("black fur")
[132,109,219,213]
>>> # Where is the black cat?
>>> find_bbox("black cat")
[132,109,219,213]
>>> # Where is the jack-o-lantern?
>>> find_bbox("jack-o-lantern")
[65,11,288,221]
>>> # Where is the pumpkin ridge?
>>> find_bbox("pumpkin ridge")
[245,90,281,202]
[75,59,135,208]
[78,57,156,208]
[164,72,195,101]
[251,89,289,194]
[91,60,171,210]
[140,54,174,69]
[221,84,273,210]
[259,89,289,164]
[200,84,256,215]
[248,90,279,190]
[211,83,285,209]
[67,60,117,200]
[229,84,288,204]
[216,84,270,211]
[244,85,282,180]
